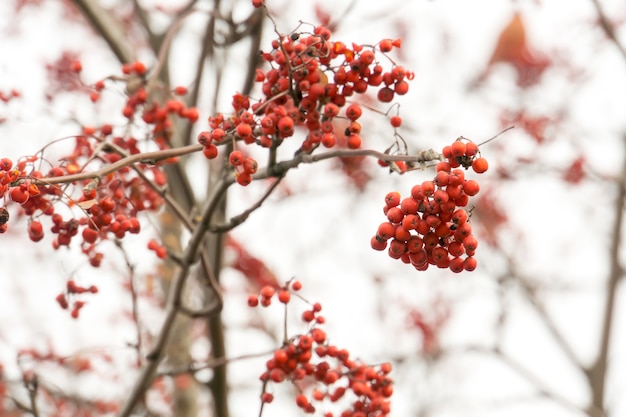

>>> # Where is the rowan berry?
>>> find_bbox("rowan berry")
[173,85,187,96]
[385,191,401,207]
[228,151,244,166]
[321,133,336,148]
[463,256,477,271]
[10,187,29,204]
[236,123,252,139]
[56,293,68,309]
[451,209,468,226]
[406,236,424,252]
[388,239,406,258]
[323,103,340,118]
[394,80,409,95]
[346,134,362,149]
[236,172,252,186]
[463,235,478,252]
[377,87,394,103]
[394,225,411,242]
[463,179,480,196]
[277,289,291,304]
[400,197,419,214]
[386,207,404,224]
[374,39,392,53]
[202,144,219,159]
[345,103,363,121]
[390,115,402,128]
[295,394,309,409]
[450,141,466,157]
[454,194,469,207]
[82,227,99,244]
[465,141,479,157]
[472,157,489,173]
[371,236,387,251]
[448,169,465,186]
[0,158,12,171]
[402,214,420,230]
[291,280,302,291]
[28,221,44,242]
[211,128,226,142]
[446,184,463,200]
[261,392,273,403]
[420,181,435,197]
[260,285,275,299]
[434,171,449,187]
[433,189,449,205]
[269,368,286,382]
[376,222,395,240]
[449,257,464,273]
[454,222,472,240]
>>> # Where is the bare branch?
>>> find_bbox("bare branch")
[28,144,203,186]
[71,0,136,63]
[586,134,626,416]
[590,0,626,63]
[118,177,231,417]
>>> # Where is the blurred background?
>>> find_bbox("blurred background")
[0,0,624,416]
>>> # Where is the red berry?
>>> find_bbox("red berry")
[450,141,466,157]
[390,115,402,127]
[385,191,401,207]
[229,150,244,166]
[236,123,252,139]
[9,187,29,204]
[277,289,291,304]
[463,179,480,196]
[345,103,362,121]
[203,145,219,159]
[236,172,252,186]
[394,80,409,95]
[346,134,362,149]
[463,256,477,271]
[377,87,395,103]
[295,394,309,409]
[472,157,489,173]
[465,141,479,157]
[377,222,396,240]
[82,227,99,244]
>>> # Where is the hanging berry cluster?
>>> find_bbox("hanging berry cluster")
[55,279,99,319]
[249,281,393,416]
[371,138,489,272]
[197,16,412,186]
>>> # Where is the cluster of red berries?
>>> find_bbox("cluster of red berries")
[197,18,411,186]
[90,60,199,149]
[0,122,166,270]
[55,279,99,318]
[249,281,393,416]
[371,139,489,272]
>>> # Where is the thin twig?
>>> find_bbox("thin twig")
[590,0,626,63]
[209,175,284,233]
[158,349,275,377]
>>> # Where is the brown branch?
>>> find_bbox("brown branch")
[71,0,136,64]
[512,270,586,373]
[28,144,203,186]
[118,177,231,417]
[209,175,284,233]
[586,135,626,417]
[590,0,626,63]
